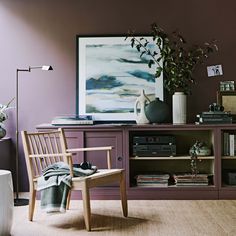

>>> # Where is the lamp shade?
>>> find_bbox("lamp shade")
[28,65,53,71]
[42,65,53,71]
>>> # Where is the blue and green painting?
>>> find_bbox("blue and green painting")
[85,41,158,113]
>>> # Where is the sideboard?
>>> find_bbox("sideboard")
[0,137,13,171]
[37,123,236,200]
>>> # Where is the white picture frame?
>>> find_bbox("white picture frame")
[76,35,163,121]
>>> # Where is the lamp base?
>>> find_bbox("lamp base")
[14,198,29,206]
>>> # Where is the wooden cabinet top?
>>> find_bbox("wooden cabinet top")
[37,123,236,131]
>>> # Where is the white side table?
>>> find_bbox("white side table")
[0,170,13,236]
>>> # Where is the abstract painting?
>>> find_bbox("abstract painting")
[77,36,163,121]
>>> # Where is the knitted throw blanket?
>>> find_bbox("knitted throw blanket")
[37,162,97,213]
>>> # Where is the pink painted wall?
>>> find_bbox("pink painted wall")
[0,0,235,190]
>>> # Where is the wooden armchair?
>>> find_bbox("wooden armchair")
[21,128,128,231]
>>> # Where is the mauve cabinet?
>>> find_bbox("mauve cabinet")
[37,123,236,200]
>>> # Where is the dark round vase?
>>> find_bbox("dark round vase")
[144,97,170,123]
[0,126,6,139]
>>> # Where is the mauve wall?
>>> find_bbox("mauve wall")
[0,0,235,191]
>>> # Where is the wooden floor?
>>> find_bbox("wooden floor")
[12,200,236,236]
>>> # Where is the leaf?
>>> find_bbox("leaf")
[131,38,135,48]
[140,51,146,58]
[155,67,163,77]
[136,44,141,52]
[148,60,154,68]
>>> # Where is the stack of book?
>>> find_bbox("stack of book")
[51,115,94,125]
[173,174,209,186]
[135,174,169,187]
[196,111,232,124]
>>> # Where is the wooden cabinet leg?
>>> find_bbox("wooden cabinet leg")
[120,171,128,217]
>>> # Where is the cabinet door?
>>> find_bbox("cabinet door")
[84,131,124,169]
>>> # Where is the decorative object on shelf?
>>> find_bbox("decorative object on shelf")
[189,141,211,157]
[189,141,211,176]
[144,97,170,123]
[127,23,218,124]
[189,141,200,176]
[134,89,150,124]
[220,81,235,91]
[172,92,186,124]
[52,115,94,125]
[15,65,53,206]
[0,98,15,139]
[208,102,224,112]
[196,103,232,124]
[217,90,236,122]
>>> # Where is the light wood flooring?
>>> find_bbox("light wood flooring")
[12,200,236,236]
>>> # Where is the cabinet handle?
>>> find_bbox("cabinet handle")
[117,156,123,161]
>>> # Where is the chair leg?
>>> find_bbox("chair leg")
[81,180,91,231]
[66,190,71,210]
[120,171,128,217]
[29,188,36,221]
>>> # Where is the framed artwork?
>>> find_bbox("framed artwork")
[76,35,163,121]
[217,91,236,118]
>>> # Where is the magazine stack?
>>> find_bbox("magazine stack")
[135,174,169,187]
[173,174,209,186]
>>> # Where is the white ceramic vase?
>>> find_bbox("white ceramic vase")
[172,92,187,124]
[134,89,150,124]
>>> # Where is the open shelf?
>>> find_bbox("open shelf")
[130,156,215,160]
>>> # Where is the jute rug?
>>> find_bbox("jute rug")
[11,200,236,236]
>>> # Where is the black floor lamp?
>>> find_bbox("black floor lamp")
[14,65,53,206]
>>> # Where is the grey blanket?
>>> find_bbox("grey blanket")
[37,162,97,213]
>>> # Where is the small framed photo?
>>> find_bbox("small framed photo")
[220,81,235,91]
[217,91,236,120]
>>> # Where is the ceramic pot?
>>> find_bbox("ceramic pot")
[172,92,187,124]
[145,97,170,123]
[134,90,150,124]
[0,126,6,139]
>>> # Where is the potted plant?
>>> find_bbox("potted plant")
[0,98,14,138]
[127,23,218,123]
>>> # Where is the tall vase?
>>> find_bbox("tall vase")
[134,89,150,124]
[172,92,187,124]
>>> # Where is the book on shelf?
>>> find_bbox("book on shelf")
[51,115,94,125]
[198,116,232,124]
[135,174,169,187]
[136,182,168,187]
[196,111,233,124]
[173,173,209,186]
[229,134,235,156]
[201,111,231,116]
[223,132,236,156]
[223,132,230,156]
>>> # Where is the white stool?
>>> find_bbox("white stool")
[0,170,13,236]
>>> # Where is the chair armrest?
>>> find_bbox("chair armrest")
[66,146,113,153]
[66,146,113,169]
